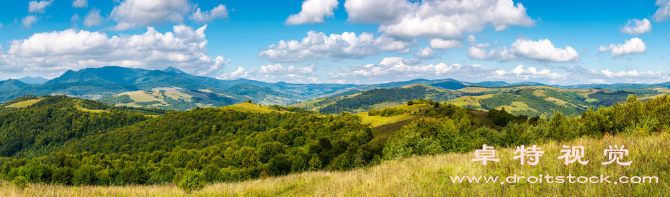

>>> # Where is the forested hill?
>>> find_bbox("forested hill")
[0,95,379,185]
[308,84,459,114]
[0,95,168,158]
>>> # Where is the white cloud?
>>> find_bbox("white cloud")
[217,64,316,83]
[468,38,579,63]
[413,47,436,59]
[1,25,228,78]
[258,31,415,62]
[566,66,669,84]
[653,0,670,22]
[22,16,38,28]
[344,0,414,24]
[0,22,3,28]
[109,0,194,31]
[429,39,462,49]
[259,63,315,74]
[324,57,669,85]
[345,0,534,39]
[620,18,651,35]
[599,38,646,57]
[29,0,53,13]
[84,9,104,27]
[468,35,476,43]
[189,4,229,23]
[493,65,567,80]
[71,14,80,22]
[219,67,252,80]
[72,0,88,8]
[286,0,339,25]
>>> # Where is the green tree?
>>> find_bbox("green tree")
[12,176,28,190]
[407,100,414,106]
[177,171,206,194]
[308,154,322,171]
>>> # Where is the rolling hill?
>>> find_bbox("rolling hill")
[293,84,670,117]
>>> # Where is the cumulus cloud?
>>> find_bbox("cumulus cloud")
[286,0,339,25]
[324,57,669,84]
[599,38,646,57]
[429,39,462,49]
[566,66,669,84]
[29,0,53,13]
[218,63,316,83]
[413,47,436,59]
[259,63,315,74]
[219,67,253,80]
[345,0,534,39]
[72,0,88,8]
[84,9,104,27]
[258,31,415,62]
[653,0,670,22]
[109,0,194,31]
[0,25,228,77]
[71,14,80,22]
[468,35,476,43]
[468,38,579,63]
[22,16,38,28]
[189,4,229,23]
[493,65,567,80]
[620,18,651,35]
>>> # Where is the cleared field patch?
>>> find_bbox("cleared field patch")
[543,97,568,107]
[74,105,106,113]
[151,87,182,92]
[220,102,277,113]
[5,99,42,108]
[495,101,538,113]
[357,104,429,127]
[117,91,163,103]
[448,94,493,109]
[163,91,193,101]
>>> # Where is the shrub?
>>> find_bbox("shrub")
[12,176,28,190]
[177,171,206,194]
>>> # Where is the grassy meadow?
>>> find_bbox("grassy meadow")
[2,131,666,197]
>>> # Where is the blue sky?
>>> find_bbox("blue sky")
[1,0,669,85]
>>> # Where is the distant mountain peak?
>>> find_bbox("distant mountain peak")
[163,66,186,74]
[18,76,49,84]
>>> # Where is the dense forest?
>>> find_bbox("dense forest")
[0,96,375,185]
[0,93,668,188]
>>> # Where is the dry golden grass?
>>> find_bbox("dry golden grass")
[3,132,667,196]
[5,99,42,108]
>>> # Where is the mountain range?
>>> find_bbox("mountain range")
[1,66,669,111]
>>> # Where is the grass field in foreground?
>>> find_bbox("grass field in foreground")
[1,132,667,197]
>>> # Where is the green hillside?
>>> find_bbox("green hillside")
[99,88,241,111]
[295,84,670,117]
[311,84,459,114]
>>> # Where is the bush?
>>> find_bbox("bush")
[177,171,206,194]
[12,176,28,190]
